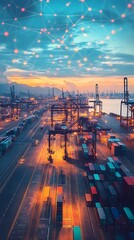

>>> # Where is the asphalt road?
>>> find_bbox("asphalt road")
[0,112,49,239]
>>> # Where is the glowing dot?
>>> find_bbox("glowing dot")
[37,40,41,43]
[13,38,17,42]
[121,14,126,18]
[12,59,18,63]
[4,32,9,36]
[111,19,115,23]
[54,13,57,17]
[35,55,39,58]
[14,49,18,54]
[81,27,85,31]
[106,36,110,40]
[23,26,27,30]
[23,61,27,65]
[88,7,92,11]
[2,22,5,25]
[111,30,116,34]
[127,3,132,8]
[81,15,84,19]
[14,18,17,21]
[21,8,25,12]
[83,58,87,62]
[66,2,71,6]
[74,48,79,52]
[99,10,103,13]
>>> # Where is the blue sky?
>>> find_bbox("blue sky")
[0,0,134,92]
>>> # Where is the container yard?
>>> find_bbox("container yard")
[0,78,134,240]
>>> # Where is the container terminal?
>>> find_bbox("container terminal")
[0,78,134,240]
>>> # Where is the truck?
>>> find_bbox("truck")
[85,193,92,207]
[56,186,63,226]
[73,226,82,240]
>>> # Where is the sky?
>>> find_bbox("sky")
[0,0,134,92]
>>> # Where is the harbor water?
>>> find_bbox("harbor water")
[89,99,129,116]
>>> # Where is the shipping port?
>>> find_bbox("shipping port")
[0,78,134,240]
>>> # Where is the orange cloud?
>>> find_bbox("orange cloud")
[6,73,134,92]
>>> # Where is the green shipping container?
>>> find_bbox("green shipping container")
[123,207,134,225]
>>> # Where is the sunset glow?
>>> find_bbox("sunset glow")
[0,0,134,92]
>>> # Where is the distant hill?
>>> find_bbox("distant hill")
[0,82,61,97]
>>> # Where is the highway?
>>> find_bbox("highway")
[0,112,49,239]
[0,112,134,240]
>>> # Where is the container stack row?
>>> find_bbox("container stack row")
[85,156,134,234]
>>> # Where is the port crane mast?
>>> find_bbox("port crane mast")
[88,84,102,117]
[120,77,134,128]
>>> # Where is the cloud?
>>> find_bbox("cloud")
[0,0,133,91]
[0,44,6,51]
[30,48,44,53]
[64,80,77,91]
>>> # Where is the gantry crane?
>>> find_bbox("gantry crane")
[89,84,102,117]
[120,77,134,128]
